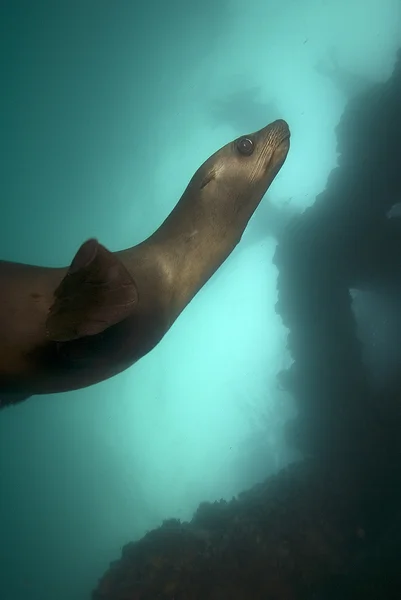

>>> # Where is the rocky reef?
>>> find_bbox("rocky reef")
[92,49,401,599]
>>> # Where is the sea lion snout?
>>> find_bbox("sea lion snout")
[264,119,291,147]
[261,119,291,144]
[254,119,291,162]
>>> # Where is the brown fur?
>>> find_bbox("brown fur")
[0,120,290,407]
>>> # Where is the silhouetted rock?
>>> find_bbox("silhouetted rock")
[92,48,401,600]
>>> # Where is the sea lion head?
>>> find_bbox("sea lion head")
[154,118,290,312]
[192,119,290,219]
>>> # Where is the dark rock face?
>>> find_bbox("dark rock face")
[92,49,401,600]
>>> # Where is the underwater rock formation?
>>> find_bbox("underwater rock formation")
[92,456,401,599]
[275,47,401,460]
[92,462,367,600]
[92,48,401,599]
[273,46,401,595]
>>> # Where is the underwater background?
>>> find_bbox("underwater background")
[0,1,400,598]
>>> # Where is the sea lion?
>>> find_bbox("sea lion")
[0,119,290,407]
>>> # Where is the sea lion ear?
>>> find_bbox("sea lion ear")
[46,238,138,342]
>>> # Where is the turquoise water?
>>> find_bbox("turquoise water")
[0,1,400,598]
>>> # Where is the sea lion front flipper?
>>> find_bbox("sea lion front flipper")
[46,238,138,342]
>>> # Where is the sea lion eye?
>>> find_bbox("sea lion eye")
[236,137,254,156]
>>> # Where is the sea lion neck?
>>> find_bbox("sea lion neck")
[132,119,290,319]
[142,184,245,315]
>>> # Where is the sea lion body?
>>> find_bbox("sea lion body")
[0,246,169,396]
[0,119,290,406]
